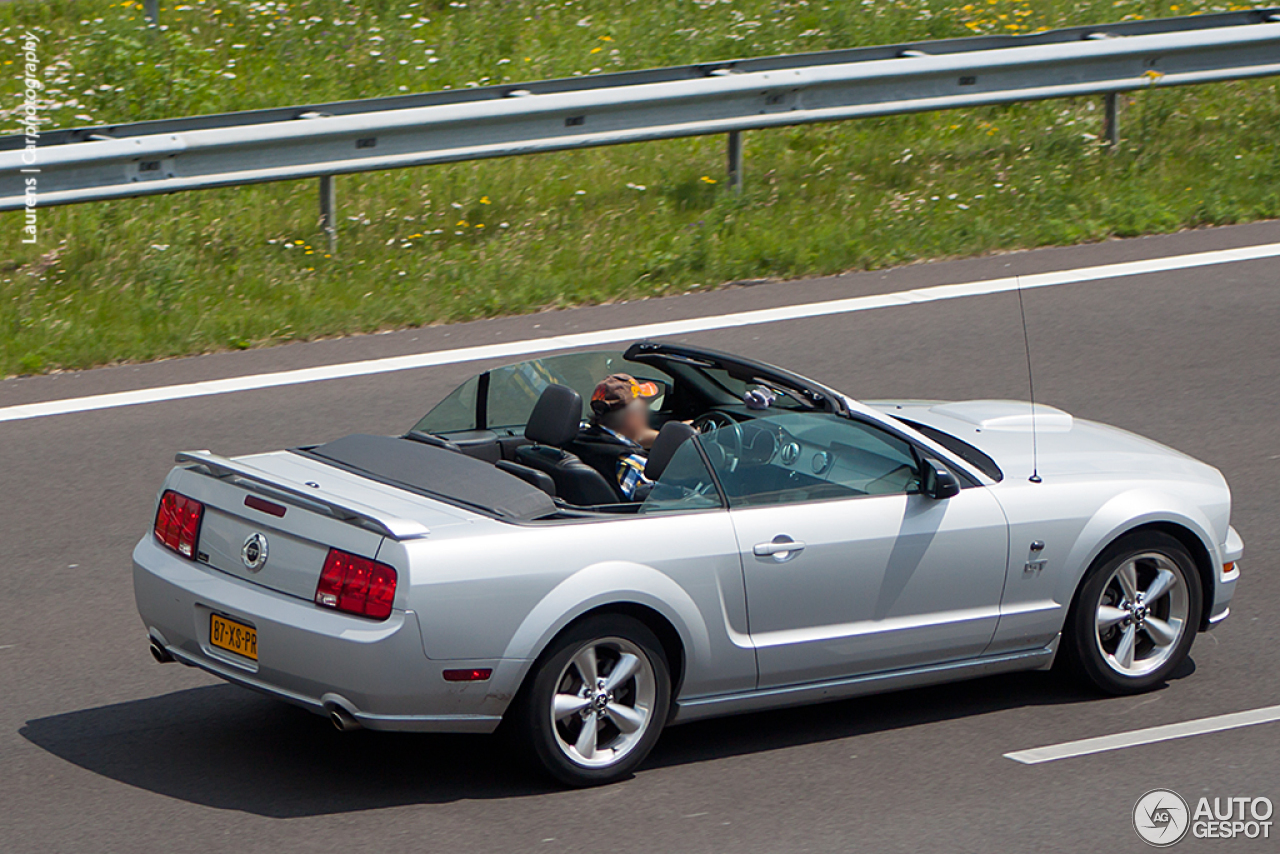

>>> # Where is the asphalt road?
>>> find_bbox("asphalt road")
[2,221,1278,854]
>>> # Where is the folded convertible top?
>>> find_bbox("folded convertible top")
[299,434,557,522]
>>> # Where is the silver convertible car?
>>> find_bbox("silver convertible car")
[134,341,1242,785]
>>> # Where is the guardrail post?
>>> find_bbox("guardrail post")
[319,175,337,253]
[727,130,743,193]
[144,0,159,25]
[1102,92,1119,147]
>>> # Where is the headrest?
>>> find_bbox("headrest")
[644,421,697,481]
[524,384,583,448]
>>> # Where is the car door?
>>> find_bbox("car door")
[703,411,1009,689]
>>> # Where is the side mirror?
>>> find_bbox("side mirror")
[922,460,961,500]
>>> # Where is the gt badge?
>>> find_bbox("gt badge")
[241,532,269,571]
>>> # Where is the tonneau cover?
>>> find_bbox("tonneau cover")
[301,434,556,521]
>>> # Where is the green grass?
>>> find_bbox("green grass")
[2,0,1278,377]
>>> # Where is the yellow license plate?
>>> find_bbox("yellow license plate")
[209,613,258,660]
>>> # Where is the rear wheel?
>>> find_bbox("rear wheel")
[512,615,671,787]
[1062,532,1202,695]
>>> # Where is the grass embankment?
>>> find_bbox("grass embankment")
[1,0,1277,377]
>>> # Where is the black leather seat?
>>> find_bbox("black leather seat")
[644,421,697,481]
[495,460,556,498]
[515,385,622,506]
[567,425,636,495]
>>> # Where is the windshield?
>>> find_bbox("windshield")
[693,364,812,411]
[699,410,923,506]
[413,351,668,435]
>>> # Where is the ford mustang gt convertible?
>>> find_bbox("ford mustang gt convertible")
[135,341,1242,785]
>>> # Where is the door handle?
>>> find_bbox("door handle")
[753,537,806,562]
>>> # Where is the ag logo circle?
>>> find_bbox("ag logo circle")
[1134,789,1190,847]
[241,532,269,572]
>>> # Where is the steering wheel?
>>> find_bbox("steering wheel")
[692,411,744,462]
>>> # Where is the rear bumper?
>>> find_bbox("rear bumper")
[133,536,521,732]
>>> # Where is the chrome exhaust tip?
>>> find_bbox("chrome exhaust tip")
[149,640,173,664]
[329,707,361,732]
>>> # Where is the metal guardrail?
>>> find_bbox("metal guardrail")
[3,9,1278,236]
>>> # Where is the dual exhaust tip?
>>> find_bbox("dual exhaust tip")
[148,637,362,732]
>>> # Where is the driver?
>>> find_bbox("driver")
[579,373,661,500]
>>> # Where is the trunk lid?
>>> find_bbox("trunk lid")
[168,449,475,601]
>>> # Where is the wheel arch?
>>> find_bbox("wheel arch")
[1062,508,1218,631]
[555,603,685,695]
[501,601,689,727]
[1116,521,1216,631]
[497,560,711,716]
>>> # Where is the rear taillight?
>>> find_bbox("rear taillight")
[154,490,204,559]
[315,549,397,620]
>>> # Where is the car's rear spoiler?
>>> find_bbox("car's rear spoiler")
[175,450,430,540]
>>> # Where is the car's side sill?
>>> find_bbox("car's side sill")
[670,646,1056,724]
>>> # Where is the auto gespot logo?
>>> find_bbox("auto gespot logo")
[1133,789,1274,846]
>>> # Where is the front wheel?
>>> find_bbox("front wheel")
[1061,531,1203,695]
[512,615,671,787]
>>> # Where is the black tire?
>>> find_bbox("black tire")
[509,614,671,787]
[1061,531,1203,695]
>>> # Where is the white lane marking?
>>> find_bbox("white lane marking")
[1004,704,1280,765]
[3,240,1278,424]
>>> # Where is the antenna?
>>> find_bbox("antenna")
[1015,276,1042,484]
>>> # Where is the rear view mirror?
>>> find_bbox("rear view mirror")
[922,460,961,500]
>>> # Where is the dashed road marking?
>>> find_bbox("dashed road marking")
[1005,704,1280,764]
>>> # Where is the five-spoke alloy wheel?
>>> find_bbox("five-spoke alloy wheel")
[1063,532,1203,694]
[512,615,671,787]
